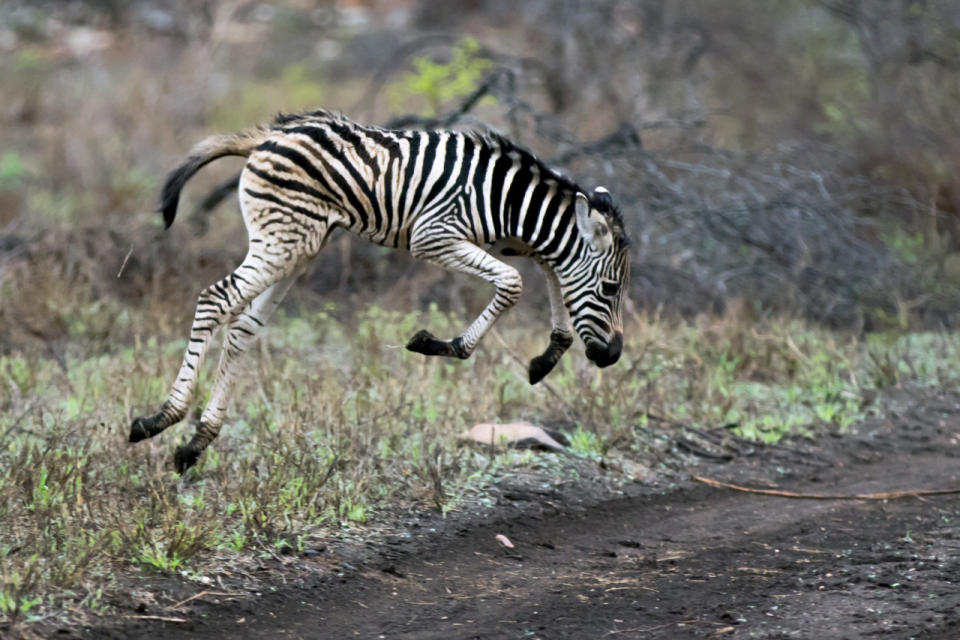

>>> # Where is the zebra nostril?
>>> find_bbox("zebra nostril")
[585,340,604,363]
[608,332,622,361]
[585,333,622,368]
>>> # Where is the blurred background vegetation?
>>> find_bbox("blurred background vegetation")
[3,0,960,343]
[3,0,960,630]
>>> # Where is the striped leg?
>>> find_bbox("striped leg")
[406,236,522,359]
[129,248,298,447]
[172,269,302,472]
[528,261,574,384]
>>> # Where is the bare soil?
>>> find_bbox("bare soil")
[84,391,960,639]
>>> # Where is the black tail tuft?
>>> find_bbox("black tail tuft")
[158,160,199,229]
[156,127,267,228]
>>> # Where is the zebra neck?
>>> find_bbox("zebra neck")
[510,183,583,271]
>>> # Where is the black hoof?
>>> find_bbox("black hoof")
[130,416,160,443]
[406,329,446,355]
[173,443,202,474]
[406,330,468,359]
[528,330,573,384]
[528,354,557,385]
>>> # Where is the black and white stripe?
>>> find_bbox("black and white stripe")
[131,110,630,471]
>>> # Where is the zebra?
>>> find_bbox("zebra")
[129,110,630,472]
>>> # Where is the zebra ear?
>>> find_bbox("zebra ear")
[575,193,613,252]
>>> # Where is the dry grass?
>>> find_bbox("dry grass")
[2,297,960,629]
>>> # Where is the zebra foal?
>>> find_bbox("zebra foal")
[130,110,630,471]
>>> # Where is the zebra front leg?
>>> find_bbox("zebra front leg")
[406,239,522,360]
[528,261,574,385]
[173,271,301,472]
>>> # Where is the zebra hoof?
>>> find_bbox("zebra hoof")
[130,416,158,443]
[406,330,468,358]
[173,443,202,474]
[528,354,557,385]
[406,329,444,355]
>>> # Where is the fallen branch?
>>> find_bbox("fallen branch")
[125,615,189,623]
[166,589,242,611]
[693,475,960,500]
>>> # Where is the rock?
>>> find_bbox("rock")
[459,422,567,452]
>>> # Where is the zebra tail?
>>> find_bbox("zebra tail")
[159,127,270,229]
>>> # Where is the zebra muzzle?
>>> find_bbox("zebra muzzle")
[585,332,622,368]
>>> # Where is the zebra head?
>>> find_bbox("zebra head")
[565,187,630,368]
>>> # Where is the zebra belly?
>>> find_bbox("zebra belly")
[488,237,535,257]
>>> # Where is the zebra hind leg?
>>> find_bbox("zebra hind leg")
[129,250,296,454]
[128,260,272,445]
[172,271,301,472]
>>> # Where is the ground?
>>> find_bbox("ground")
[82,390,960,639]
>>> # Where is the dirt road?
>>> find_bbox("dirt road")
[99,392,960,639]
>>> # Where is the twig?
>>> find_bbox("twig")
[198,175,241,213]
[550,121,644,165]
[384,68,509,130]
[0,403,34,447]
[117,243,134,278]
[351,33,458,117]
[676,438,734,461]
[126,615,189,623]
[488,328,573,418]
[606,620,696,635]
[166,590,241,611]
[694,476,960,500]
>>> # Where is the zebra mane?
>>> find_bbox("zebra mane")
[476,130,629,248]
[272,108,344,127]
[475,130,580,192]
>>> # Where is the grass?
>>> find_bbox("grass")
[2,301,960,630]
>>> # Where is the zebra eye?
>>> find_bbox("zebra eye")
[601,280,620,297]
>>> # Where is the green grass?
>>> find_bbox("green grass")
[2,303,960,629]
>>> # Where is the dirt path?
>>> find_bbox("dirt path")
[98,393,960,639]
